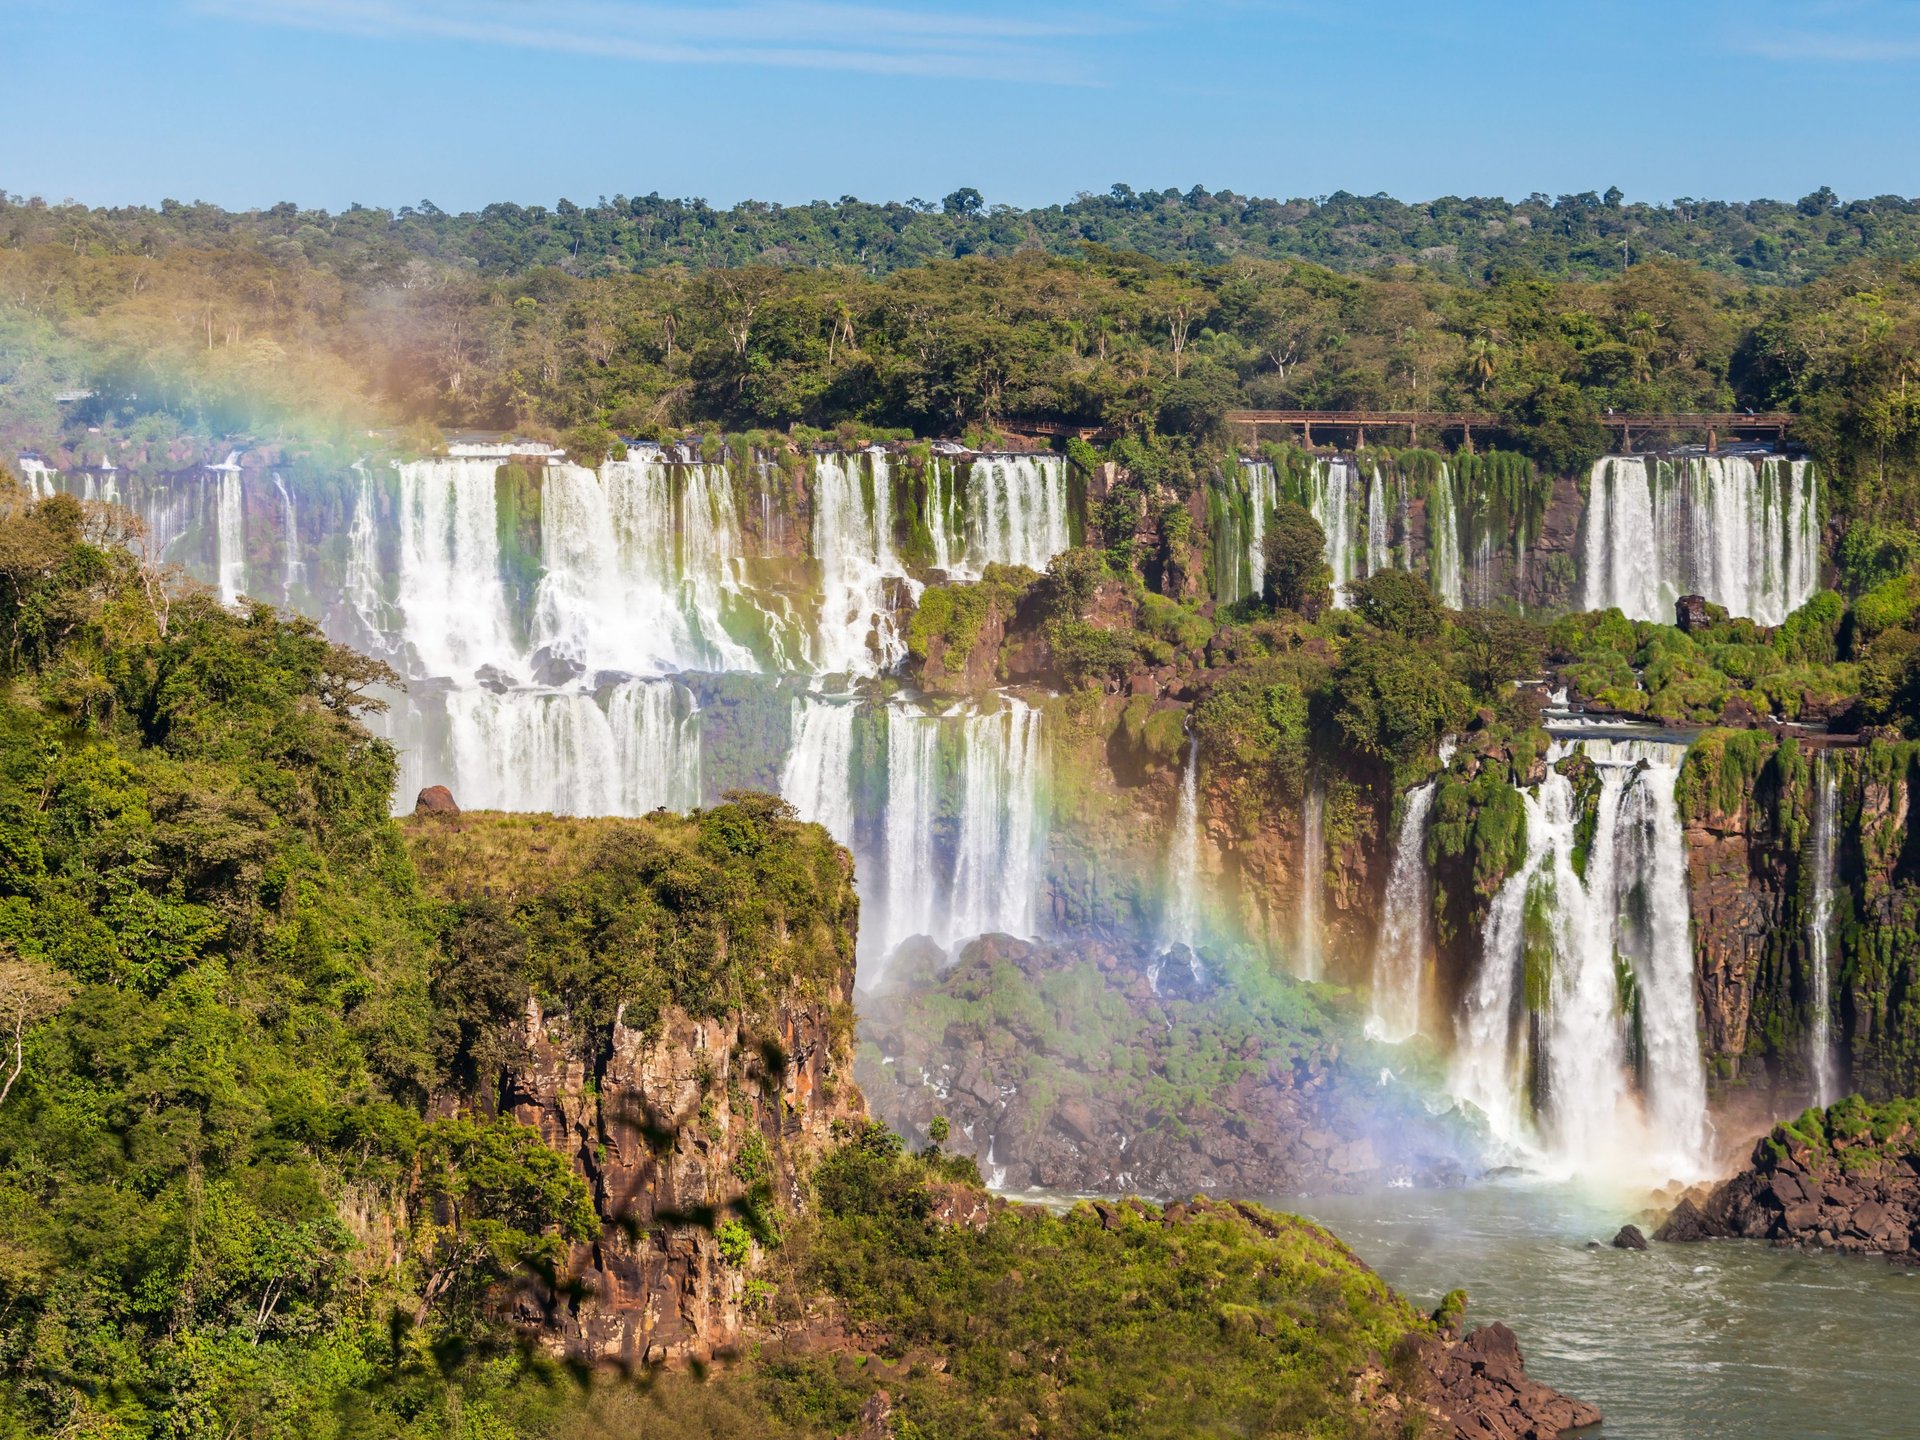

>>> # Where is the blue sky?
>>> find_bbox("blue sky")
[5,0,1919,211]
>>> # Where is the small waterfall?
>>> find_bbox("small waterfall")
[1430,465,1465,609]
[948,697,1046,945]
[1807,754,1841,1106]
[271,473,304,604]
[1581,455,1818,624]
[345,462,396,652]
[1453,739,1709,1177]
[1366,466,1392,578]
[1295,778,1326,980]
[1368,782,1436,1042]
[444,679,696,816]
[963,455,1070,574]
[780,694,859,846]
[1309,458,1361,607]
[812,449,911,675]
[396,456,517,680]
[1162,732,1203,962]
[1245,460,1276,599]
[882,705,941,956]
[212,452,245,605]
[16,457,60,499]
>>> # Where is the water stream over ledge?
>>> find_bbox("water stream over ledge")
[1297,1182,1920,1440]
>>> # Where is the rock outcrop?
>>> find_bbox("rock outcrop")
[1656,1099,1920,1258]
[1410,1321,1605,1439]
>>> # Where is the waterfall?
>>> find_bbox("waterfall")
[1452,739,1709,1178]
[948,697,1046,945]
[444,679,696,816]
[1366,466,1392,578]
[533,456,755,677]
[17,457,59,499]
[812,449,912,675]
[963,455,1070,574]
[1581,455,1819,625]
[395,456,517,680]
[780,695,859,846]
[1430,465,1465,609]
[272,473,304,604]
[1807,754,1841,1107]
[1309,458,1361,607]
[1368,782,1436,1042]
[1245,460,1276,599]
[1162,732,1203,961]
[882,705,941,956]
[1295,778,1326,980]
[346,462,392,651]
[212,453,245,605]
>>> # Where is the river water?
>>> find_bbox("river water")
[1296,1181,1920,1439]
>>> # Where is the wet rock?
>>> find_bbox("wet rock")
[1611,1224,1648,1250]
[474,663,518,693]
[528,645,584,687]
[414,785,460,816]
[1653,1197,1728,1243]
[1675,593,1711,632]
[1414,1319,1604,1438]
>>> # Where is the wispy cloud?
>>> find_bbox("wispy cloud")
[188,0,1112,80]
[1737,27,1920,60]
[1732,0,1920,61]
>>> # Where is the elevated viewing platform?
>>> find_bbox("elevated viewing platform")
[1226,409,1796,452]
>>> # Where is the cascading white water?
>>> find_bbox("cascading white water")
[272,473,303,604]
[1581,455,1819,625]
[1452,739,1710,1178]
[1429,466,1465,609]
[212,453,245,605]
[964,455,1070,574]
[948,697,1046,946]
[395,456,517,680]
[534,456,757,676]
[1366,466,1393,578]
[882,705,941,956]
[1162,733,1203,961]
[16,457,59,500]
[1295,778,1326,980]
[781,695,859,846]
[346,462,392,651]
[1806,754,1841,1107]
[1368,782,1436,1041]
[812,449,912,675]
[444,679,697,816]
[1309,458,1362,606]
[1245,460,1276,599]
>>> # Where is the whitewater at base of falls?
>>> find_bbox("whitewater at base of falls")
[1580,454,1819,626]
[1367,782,1435,1042]
[1450,739,1710,1182]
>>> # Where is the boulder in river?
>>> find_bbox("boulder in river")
[1612,1223,1648,1250]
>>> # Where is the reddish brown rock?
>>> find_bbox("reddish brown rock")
[1411,1320,1603,1438]
[414,784,460,816]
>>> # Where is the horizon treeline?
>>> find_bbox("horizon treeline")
[5,185,1920,527]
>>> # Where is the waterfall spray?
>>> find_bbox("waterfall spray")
[1162,731,1204,974]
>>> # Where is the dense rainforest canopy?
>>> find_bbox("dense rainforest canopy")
[5,187,1920,532]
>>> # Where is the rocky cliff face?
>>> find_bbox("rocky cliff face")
[504,991,863,1364]
[402,804,866,1367]
[1676,734,1920,1103]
